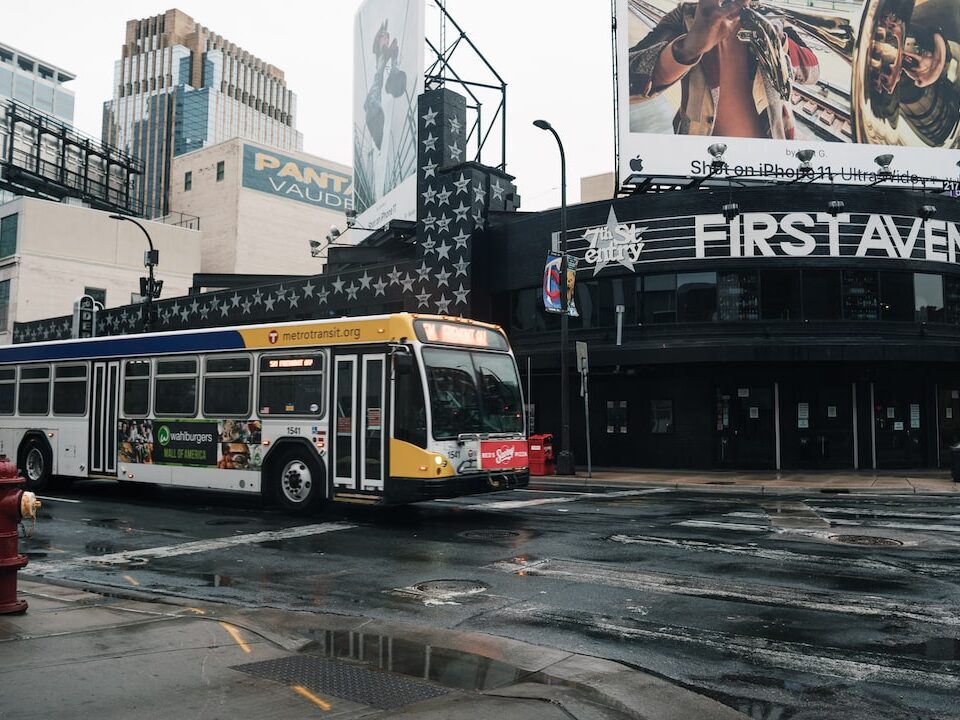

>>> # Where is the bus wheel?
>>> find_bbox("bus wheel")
[272,451,325,514]
[20,439,52,492]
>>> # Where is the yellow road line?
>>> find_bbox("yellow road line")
[291,685,332,711]
[219,622,251,653]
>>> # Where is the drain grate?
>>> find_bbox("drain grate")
[234,655,450,709]
[458,529,520,541]
[831,534,903,547]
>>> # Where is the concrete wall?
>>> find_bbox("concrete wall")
[0,196,201,342]
[170,138,351,275]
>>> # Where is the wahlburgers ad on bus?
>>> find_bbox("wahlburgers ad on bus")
[118,419,263,471]
[618,0,960,185]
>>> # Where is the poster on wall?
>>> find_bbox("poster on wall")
[352,0,425,233]
[118,419,264,471]
[617,0,960,187]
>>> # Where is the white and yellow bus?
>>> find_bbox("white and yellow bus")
[0,313,528,512]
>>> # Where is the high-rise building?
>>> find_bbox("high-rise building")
[102,9,303,219]
[0,42,76,123]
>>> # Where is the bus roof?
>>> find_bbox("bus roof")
[0,313,507,364]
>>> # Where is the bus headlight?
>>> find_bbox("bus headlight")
[434,455,443,465]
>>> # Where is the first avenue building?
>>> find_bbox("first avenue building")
[15,87,960,473]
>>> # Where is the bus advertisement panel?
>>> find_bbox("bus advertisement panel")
[617,0,960,187]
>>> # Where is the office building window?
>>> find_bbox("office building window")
[184,171,192,191]
[84,287,106,307]
[216,161,225,181]
[0,280,9,333]
[718,271,759,321]
[914,273,944,323]
[0,214,17,258]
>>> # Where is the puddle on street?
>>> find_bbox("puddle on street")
[305,628,535,692]
[204,573,234,588]
[871,637,960,661]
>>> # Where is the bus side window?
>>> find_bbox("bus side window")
[123,359,151,416]
[0,367,15,415]
[19,365,50,415]
[155,357,198,416]
[394,358,427,448]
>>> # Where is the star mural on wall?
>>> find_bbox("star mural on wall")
[453,284,470,305]
[492,179,505,201]
[373,277,387,296]
[422,186,437,204]
[435,267,451,287]
[453,173,470,195]
[436,187,452,206]
[359,271,372,289]
[452,229,470,249]
[436,240,452,261]
[302,280,315,298]
[422,133,438,151]
[422,160,438,178]
[416,289,431,308]
[416,262,432,282]
[448,142,462,161]
[388,266,402,285]
[435,294,452,313]
[422,107,438,127]
[452,202,470,222]
[332,277,345,294]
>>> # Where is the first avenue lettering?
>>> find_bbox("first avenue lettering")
[695,213,960,263]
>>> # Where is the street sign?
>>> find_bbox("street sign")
[576,341,588,373]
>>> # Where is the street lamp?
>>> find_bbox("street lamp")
[109,214,161,331]
[533,119,575,475]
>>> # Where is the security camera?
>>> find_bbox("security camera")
[722,202,739,221]
[827,199,845,217]
[920,204,937,220]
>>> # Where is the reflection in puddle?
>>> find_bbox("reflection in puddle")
[308,629,532,692]
[204,574,234,588]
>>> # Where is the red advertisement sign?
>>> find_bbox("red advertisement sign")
[479,440,529,470]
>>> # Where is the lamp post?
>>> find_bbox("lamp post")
[533,119,575,475]
[109,214,159,332]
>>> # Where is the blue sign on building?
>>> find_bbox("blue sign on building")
[241,144,353,211]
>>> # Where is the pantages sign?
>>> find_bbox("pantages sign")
[571,207,960,273]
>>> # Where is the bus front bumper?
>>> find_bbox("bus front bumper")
[385,470,529,504]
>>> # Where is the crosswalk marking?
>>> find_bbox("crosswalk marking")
[23,522,356,575]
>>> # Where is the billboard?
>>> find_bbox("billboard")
[242,144,353,211]
[617,0,960,186]
[353,0,425,231]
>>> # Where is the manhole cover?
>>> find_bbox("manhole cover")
[458,529,520,541]
[204,518,254,526]
[831,534,903,547]
[413,579,488,598]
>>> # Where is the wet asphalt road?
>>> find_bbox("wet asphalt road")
[19,481,960,720]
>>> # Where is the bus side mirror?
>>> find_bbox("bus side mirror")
[394,353,413,375]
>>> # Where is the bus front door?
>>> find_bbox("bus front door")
[89,361,120,475]
[333,353,386,494]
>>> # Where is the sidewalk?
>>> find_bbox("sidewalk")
[0,579,747,720]
[530,468,960,495]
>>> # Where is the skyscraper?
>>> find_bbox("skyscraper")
[0,42,76,123]
[102,9,303,219]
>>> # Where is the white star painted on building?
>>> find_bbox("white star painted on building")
[401,273,415,292]
[220,301,231,317]
[453,284,470,305]
[422,236,436,255]
[422,107,438,127]
[422,133,438,151]
[317,287,330,305]
[359,271,372,289]
[421,186,437,204]
[388,266,402,285]
[373,277,387,296]
[452,202,470,222]
[473,184,486,203]
[200,305,210,319]
[416,262,432,282]
[436,240,452,261]
[453,173,470,195]
[422,160,438,178]
[346,282,359,300]
[448,142,462,161]
[435,266,452,287]
[231,293,241,307]
[303,280,315,298]
[453,256,470,277]
[435,294,452,314]
[416,289,431,308]
[275,286,286,302]
[448,116,461,133]
[181,308,190,322]
[492,179,505,201]
[241,299,252,314]
[452,229,470,249]
[332,276,345,294]
[265,296,276,311]
[473,211,485,229]
[422,212,437,230]
[288,291,300,309]
[436,187,452,206]
[436,214,452,234]
[171,301,181,316]
[252,289,263,305]
[584,205,648,276]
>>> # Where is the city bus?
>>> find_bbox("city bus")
[0,313,528,512]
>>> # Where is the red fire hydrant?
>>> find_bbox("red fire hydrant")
[0,455,41,614]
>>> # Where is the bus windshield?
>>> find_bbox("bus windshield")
[422,348,523,440]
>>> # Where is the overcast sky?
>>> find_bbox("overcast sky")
[7,1,615,210]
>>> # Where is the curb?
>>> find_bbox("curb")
[529,479,960,496]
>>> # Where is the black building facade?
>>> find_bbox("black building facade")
[14,87,960,472]
[483,184,960,472]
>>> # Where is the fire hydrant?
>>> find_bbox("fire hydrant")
[0,454,41,614]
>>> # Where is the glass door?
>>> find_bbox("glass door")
[89,361,119,475]
[333,353,387,492]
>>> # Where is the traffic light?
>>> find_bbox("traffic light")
[72,295,97,339]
